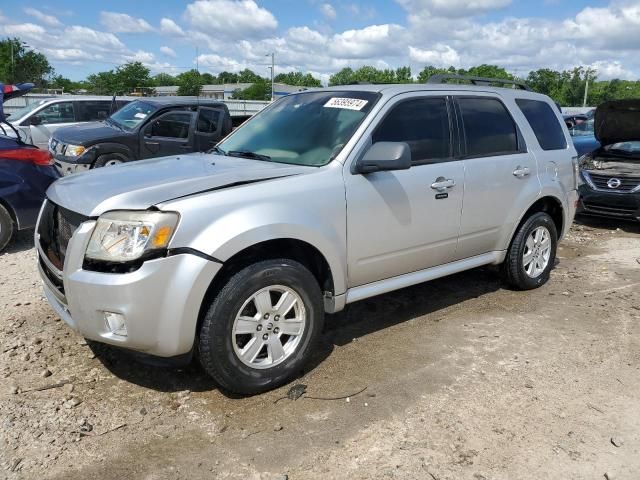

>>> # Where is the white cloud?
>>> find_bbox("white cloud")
[329,24,405,59]
[124,50,155,63]
[160,18,185,37]
[24,7,62,27]
[160,46,177,58]
[100,11,154,33]
[397,0,511,18]
[185,0,277,39]
[320,3,337,21]
[197,53,246,72]
[409,44,461,67]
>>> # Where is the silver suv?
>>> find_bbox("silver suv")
[36,78,578,394]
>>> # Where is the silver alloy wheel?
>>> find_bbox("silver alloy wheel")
[523,226,552,278]
[104,159,122,167]
[232,285,306,369]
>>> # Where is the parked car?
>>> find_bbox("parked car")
[36,79,577,394]
[577,99,640,221]
[49,97,234,175]
[569,118,601,156]
[563,113,589,129]
[5,96,133,150]
[0,83,58,252]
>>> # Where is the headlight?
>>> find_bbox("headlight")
[65,144,86,157]
[85,211,179,263]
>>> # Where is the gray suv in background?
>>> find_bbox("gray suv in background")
[36,77,578,394]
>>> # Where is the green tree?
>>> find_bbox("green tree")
[526,68,562,98]
[237,68,264,83]
[201,72,216,84]
[218,71,240,84]
[329,67,355,86]
[416,65,452,83]
[47,75,81,93]
[0,37,54,87]
[274,71,322,87]
[153,73,176,86]
[176,69,203,96]
[231,80,270,100]
[465,64,513,79]
[86,62,152,95]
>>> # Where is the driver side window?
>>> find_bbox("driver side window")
[372,97,451,165]
[149,112,192,139]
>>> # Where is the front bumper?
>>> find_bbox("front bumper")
[37,219,222,357]
[53,158,91,176]
[577,185,640,221]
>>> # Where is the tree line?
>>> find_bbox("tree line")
[2,36,639,105]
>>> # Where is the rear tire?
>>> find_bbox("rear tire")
[198,259,324,395]
[502,212,558,290]
[0,204,15,253]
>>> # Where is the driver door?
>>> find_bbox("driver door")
[26,101,76,149]
[344,94,465,287]
[141,111,195,159]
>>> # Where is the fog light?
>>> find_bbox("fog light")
[104,312,127,336]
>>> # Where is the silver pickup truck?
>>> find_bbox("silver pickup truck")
[36,77,578,394]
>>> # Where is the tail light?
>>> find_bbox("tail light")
[0,148,53,166]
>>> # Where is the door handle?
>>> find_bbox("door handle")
[430,177,456,191]
[145,141,160,146]
[513,166,531,178]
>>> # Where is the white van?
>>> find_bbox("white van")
[4,96,134,149]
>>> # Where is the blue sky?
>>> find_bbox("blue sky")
[1,0,638,83]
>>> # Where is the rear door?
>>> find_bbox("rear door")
[140,110,195,159]
[194,107,225,151]
[345,93,465,287]
[75,100,112,122]
[26,101,76,149]
[453,94,540,259]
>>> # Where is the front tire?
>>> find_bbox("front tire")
[502,212,558,290]
[0,204,15,253]
[93,154,124,169]
[198,259,324,395]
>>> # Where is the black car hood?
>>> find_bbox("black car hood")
[53,121,129,145]
[594,99,640,147]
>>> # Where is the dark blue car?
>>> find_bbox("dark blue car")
[0,83,59,251]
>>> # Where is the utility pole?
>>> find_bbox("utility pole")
[266,52,274,101]
[583,68,593,108]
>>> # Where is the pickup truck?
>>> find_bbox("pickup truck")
[37,77,578,394]
[49,97,233,175]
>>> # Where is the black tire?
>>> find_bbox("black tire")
[93,154,125,169]
[501,212,558,290]
[198,259,324,395]
[0,203,15,253]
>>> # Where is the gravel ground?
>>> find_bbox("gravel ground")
[1,216,639,480]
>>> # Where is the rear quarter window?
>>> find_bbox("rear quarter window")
[516,99,567,151]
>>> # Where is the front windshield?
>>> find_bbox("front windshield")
[217,90,379,166]
[6,100,47,121]
[570,118,594,137]
[109,100,157,130]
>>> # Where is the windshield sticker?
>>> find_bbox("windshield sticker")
[134,112,147,119]
[324,98,368,111]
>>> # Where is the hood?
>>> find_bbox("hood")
[46,153,315,217]
[594,99,640,147]
[53,121,126,145]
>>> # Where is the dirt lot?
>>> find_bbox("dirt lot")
[1,217,639,480]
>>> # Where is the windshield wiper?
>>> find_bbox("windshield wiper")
[105,117,124,131]
[209,145,227,155]
[227,150,272,162]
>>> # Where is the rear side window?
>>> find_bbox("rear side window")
[76,101,112,121]
[33,102,75,124]
[372,97,450,164]
[516,99,567,151]
[151,112,192,138]
[197,109,220,133]
[458,97,519,157]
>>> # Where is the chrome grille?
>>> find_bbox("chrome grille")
[586,172,640,193]
[37,201,87,272]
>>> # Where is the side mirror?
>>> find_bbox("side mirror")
[28,116,42,126]
[355,142,411,174]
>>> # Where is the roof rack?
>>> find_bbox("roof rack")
[427,74,532,91]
